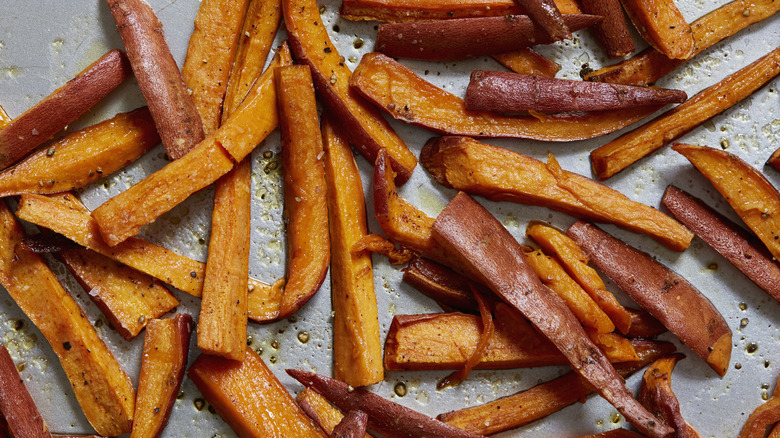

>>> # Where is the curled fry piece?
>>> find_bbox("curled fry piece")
[639,354,702,438]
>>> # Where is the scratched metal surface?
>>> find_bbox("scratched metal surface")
[0,0,777,436]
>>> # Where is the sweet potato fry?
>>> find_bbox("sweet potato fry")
[740,375,780,438]
[431,193,671,438]
[465,71,686,112]
[580,0,634,57]
[673,144,780,264]
[437,339,677,435]
[620,0,694,59]
[283,0,417,184]
[567,221,732,376]
[189,348,326,438]
[339,0,581,21]
[0,346,52,438]
[0,49,131,170]
[350,53,661,141]
[0,201,135,436]
[131,314,192,438]
[421,136,692,251]
[287,369,484,438]
[323,118,382,387]
[639,354,702,438]
[182,0,250,134]
[580,430,646,438]
[626,308,667,338]
[375,14,598,61]
[662,185,780,302]
[515,0,570,41]
[585,0,780,85]
[106,0,205,160]
[332,411,369,438]
[591,46,780,180]
[91,44,292,246]
[296,388,372,438]
[0,107,158,197]
[403,256,480,312]
[492,48,560,77]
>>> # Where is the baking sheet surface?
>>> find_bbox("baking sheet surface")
[0,0,778,436]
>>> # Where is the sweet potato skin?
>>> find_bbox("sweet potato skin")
[580,0,634,57]
[0,346,52,438]
[638,354,702,438]
[566,221,732,376]
[402,256,480,312]
[0,49,131,170]
[332,411,369,438]
[296,388,372,438]
[515,0,570,41]
[339,0,581,21]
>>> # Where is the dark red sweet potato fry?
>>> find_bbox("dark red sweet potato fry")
[580,0,634,57]
[566,221,732,376]
[332,411,369,438]
[626,308,667,338]
[340,0,582,21]
[514,0,570,41]
[106,0,205,160]
[296,389,372,438]
[639,354,702,438]
[431,193,672,438]
[375,14,599,60]
[662,185,780,302]
[0,49,131,170]
[0,346,52,438]
[287,369,484,438]
[465,71,686,112]
[740,375,780,438]
[402,256,480,313]
[580,430,646,438]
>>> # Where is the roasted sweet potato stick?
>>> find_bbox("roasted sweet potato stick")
[0,107,158,197]
[0,49,131,170]
[626,308,667,338]
[567,221,732,376]
[287,369,485,438]
[332,411,369,438]
[0,201,135,436]
[620,0,694,59]
[492,49,561,77]
[351,234,413,265]
[106,0,205,159]
[591,47,780,180]
[351,53,661,140]
[421,136,692,251]
[580,430,646,438]
[580,0,634,57]
[514,0,570,41]
[465,71,686,112]
[189,348,326,438]
[437,339,676,435]
[403,256,480,313]
[674,144,780,264]
[739,375,780,438]
[375,14,598,61]
[284,0,417,184]
[0,346,52,438]
[339,0,581,21]
[432,193,672,438]
[91,44,292,246]
[323,118,382,387]
[131,315,192,438]
[297,389,372,438]
[662,185,780,301]
[182,0,250,134]
[639,354,702,438]
[585,0,780,85]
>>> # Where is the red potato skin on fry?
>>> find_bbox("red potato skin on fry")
[465,71,687,112]
[106,0,205,160]
[375,14,601,61]
[331,411,369,438]
[514,0,570,41]
[566,221,732,376]
[431,193,672,438]
[0,346,52,438]
[0,49,131,170]
[662,185,780,302]
[579,0,634,57]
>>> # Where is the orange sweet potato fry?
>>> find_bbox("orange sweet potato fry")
[492,48,560,77]
[0,346,52,438]
[638,354,702,438]
[585,0,780,86]
[0,49,131,169]
[740,375,780,438]
[580,0,634,57]
[323,118,382,387]
[620,0,694,59]
[283,0,417,184]
[188,348,326,438]
[296,388,372,438]
[339,0,581,21]
[350,52,661,141]
[591,46,780,180]
[131,315,192,438]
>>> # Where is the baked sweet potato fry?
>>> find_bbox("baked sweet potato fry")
[567,221,732,376]
[639,354,702,438]
[283,0,417,184]
[515,0,570,41]
[339,0,581,21]
[332,411,369,438]
[585,0,780,85]
[106,0,204,160]
[620,0,694,60]
[351,53,661,140]
[580,0,634,57]
[296,389,372,438]
[591,46,780,180]
[437,339,676,435]
[674,144,780,263]
[91,44,292,246]
[465,71,686,112]
[0,49,131,170]
[0,201,135,436]
[662,185,780,301]
[189,348,326,438]
[0,346,51,438]
[375,14,598,60]
[287,369,484,438]
[580,430,646,438]
[626,308,667,338]
[323,118,382,387]
[492,49,560,77]
[131,314,192,438]
[740,375,780,438]
[421,136,692,251]
[403,256,480,313]
[431,193,672,438]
